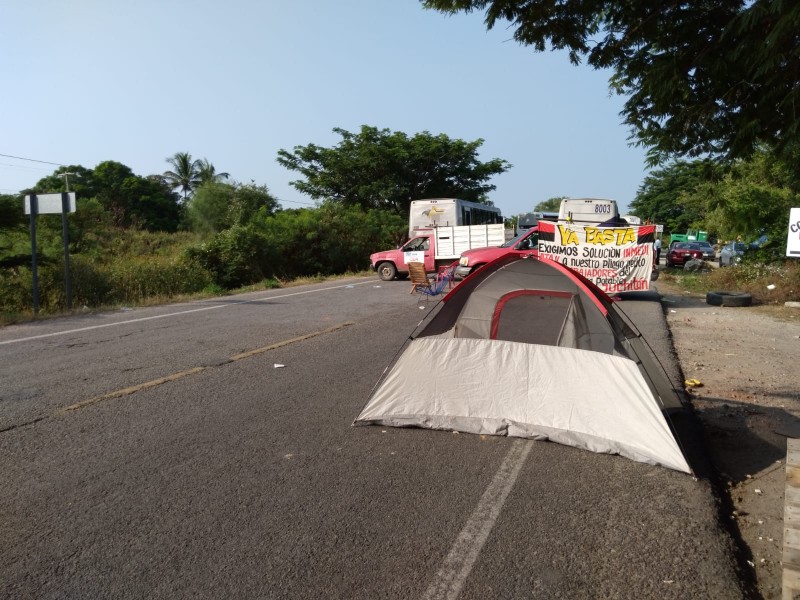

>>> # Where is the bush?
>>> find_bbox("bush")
[661,260,800,305]
[709,260,800,304]
[0,269,33,314]
[251,204,405,279]
[105,256,212,303]
[0,254,212,314]
[184,225,274,289]
[1,205,406,316]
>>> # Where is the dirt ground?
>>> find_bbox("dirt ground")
[654,277,800,599]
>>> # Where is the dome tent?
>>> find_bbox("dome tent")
[354,255,691,473]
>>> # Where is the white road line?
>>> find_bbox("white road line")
[423,440,533,600]
[0,280,376,346]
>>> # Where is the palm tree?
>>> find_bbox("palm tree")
[197,158,230,186]
[163,152,202,200]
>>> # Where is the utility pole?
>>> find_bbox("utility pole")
[57,172,75,310]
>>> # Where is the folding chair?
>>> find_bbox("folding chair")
[408,262,432,294]
[436,260,458,290]
[408,262,449,301]
[417,273,450,299]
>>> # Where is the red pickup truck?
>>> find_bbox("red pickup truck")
[370,224,507,281]
[455,226,539,278]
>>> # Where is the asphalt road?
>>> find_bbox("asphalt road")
[1,277,747,599]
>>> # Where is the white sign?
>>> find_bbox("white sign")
[24,192,76,215]
[404,251,425,264]
[788,207,800,258]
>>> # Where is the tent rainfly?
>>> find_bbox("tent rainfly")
[354,255,691,473]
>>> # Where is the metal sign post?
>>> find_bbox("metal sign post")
[58,172,75,310]
[28,195,39,314]
[60,192,73,309]
[24,191,76,314]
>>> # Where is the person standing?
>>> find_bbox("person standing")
[654,237,662,264]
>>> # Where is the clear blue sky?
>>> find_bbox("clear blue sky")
[1,1,650,216]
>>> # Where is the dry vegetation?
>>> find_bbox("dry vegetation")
[659,260,800,306]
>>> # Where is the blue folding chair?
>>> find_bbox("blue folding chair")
[436,260,458,290]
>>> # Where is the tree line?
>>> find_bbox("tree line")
[424,0,800,251]
[628,146,799,254]
[0,128,507,314]
[5,0,800,315]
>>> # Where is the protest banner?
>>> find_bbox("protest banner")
[538,221,655,293]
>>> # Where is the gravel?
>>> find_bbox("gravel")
[656,279,800,600]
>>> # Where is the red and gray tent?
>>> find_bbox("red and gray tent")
[355,255,691,473]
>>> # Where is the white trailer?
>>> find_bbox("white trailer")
[432,224,507,259]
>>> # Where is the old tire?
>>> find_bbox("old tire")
[377,262,397,281]
[706,290,752,307]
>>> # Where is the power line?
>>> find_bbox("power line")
[0,153,65,166]
[0,154,318,207]
[279,198,318,207]
[0,162,54,172]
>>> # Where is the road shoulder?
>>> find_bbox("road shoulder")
[656,280,800,600]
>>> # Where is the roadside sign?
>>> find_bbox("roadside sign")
[24,192,75,214]
[23,192,77,313]
[788,207,800,257]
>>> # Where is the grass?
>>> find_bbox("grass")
[6,255,798,327]
[0,270,374,328]
[658,260,800,305]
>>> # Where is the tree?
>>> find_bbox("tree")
[422,0,800,164]
[118,176,182,232]
[0,194,25,230]
[232,182,280,224]
[196,158,230,186]
[689,150,798,244]
[186,183,235,235]
[92,160,137,225]
[26,165,96,197]
[36,161,182,231]
[629,149,798,247]
[534,197,565,212]
[276,125,510,216]
[629,160,724,234]
[163,152,202,199]
[186,182,280,235]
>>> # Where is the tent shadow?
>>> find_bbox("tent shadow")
[675,395,796,484]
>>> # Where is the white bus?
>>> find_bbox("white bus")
[409,198,503,234]
[517,211,559,231]
[558,198,620,224]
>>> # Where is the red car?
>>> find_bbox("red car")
[665,242,703,267]
[455,227,539,278]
